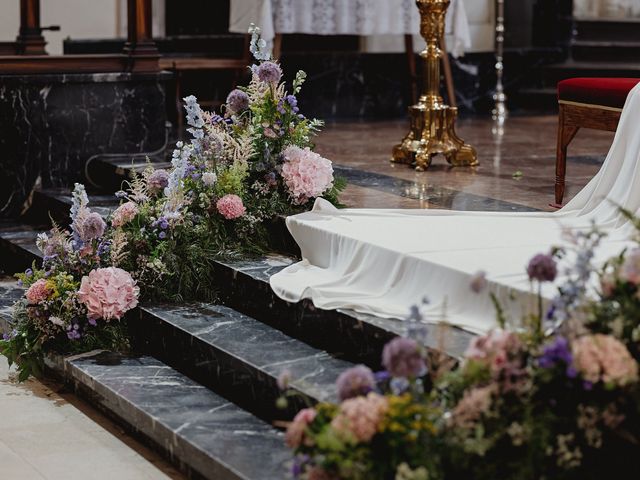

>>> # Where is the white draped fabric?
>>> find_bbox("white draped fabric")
[270,83,640,334]
[229,0,472,58]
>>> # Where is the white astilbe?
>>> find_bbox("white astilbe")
[109,229,128,267]
[220,127,255,168]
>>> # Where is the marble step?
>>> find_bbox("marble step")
[56,352,290,480]
[0,222,43,274]
[134,302,352,421]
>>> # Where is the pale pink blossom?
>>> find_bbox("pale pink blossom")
[281,146,334,205]
[285,408,317,448]
[25,279,53,304]
[572,334,638,387]
[330,393,388,443]
[111,202,139,228]
[216,194,246,220]
[78,267,140,321]
[450,385,494,429]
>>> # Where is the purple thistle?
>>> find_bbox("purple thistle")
[527,253,557,282]
[336,365,375,401]
[382,337,427,379]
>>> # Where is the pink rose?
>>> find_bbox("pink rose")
[285,408,317,448]
[78,267,139,321]
[281,146,334,205]
[216,194,246,220]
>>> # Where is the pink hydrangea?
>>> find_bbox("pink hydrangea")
[25,279,53,304]
[572,334,638,387]
[281,146,334,205]
[111,202,139,228]
[216,194,246,220]
[78,267,140,321]
[330,392,388,443]
[619,248,640,284]
[464,329,526,385]
[285,408,317,448]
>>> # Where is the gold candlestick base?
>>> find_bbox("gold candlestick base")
[392,0,477,171]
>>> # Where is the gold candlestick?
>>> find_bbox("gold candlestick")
[392,0,477,171]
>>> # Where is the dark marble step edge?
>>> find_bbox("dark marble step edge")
[45,352,289,480]
[134,302,351,421]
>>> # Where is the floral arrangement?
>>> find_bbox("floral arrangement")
[0,25,344,379]
[0,185,139,380]
[283,225,640,479]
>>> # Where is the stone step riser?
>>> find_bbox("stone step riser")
[575,20,640,43]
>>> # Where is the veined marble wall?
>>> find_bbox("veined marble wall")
[574,0,640,17]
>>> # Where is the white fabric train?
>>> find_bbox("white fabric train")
[269,83,640,334]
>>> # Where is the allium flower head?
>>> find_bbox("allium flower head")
[74,211,106,243]
[527,253,557,282]
[111,202,139,228]
[330,393,388,443]
[78,267,140,321]
[382,337,426,379]
[147,169,169,194]
[470,270,488,293]
[256,61,282,84]
[285,408,317,448]
[26,279,53,304]
[336,365,375,401]
[226,89,250,113]
[281,146,334,205]
[572,334,638,387]
[216,194,246,220]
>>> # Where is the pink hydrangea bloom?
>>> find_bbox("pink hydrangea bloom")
[281,146,334,205]
[331,392,388,443]
[78,267,140,321]
[620,248,640,284]
[26,279,53,304]
[572,334,638,387]
[111,202,139,228]
[285,408,317,448]
[216,194,246,220]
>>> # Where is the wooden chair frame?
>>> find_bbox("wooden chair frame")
[554,100,622,206]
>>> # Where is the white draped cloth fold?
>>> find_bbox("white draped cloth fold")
[270,83,640,334]
[229,0,471,58]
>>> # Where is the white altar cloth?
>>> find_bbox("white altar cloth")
[229,0,471,58]
[270,83,640,334]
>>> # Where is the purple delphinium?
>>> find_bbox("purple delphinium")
[147,169,170,193]
[382,337,427,379]
[336,365,375,401]
[538,336,577,378]
[527,253,558,282]
[286,95,299,113]
[25,268,33,277]
[66,323,82,340]
[226,89,250,114]
[256,61,282,84]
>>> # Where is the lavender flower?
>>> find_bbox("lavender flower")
[527,253,557,282]
[147,169,169,193]
[256,61,282,84]
[226,89,250,114]
[336,365,375,401]
[382,337,427,379]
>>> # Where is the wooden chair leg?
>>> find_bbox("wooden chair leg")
[555,105,579,206]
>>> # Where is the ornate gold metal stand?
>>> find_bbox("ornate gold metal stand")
[392,0,477,171]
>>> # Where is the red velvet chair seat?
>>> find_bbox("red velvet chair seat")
[558,78,640,109]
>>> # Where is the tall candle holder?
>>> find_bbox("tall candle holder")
[492,0,508,131]
[392,0,477,171]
